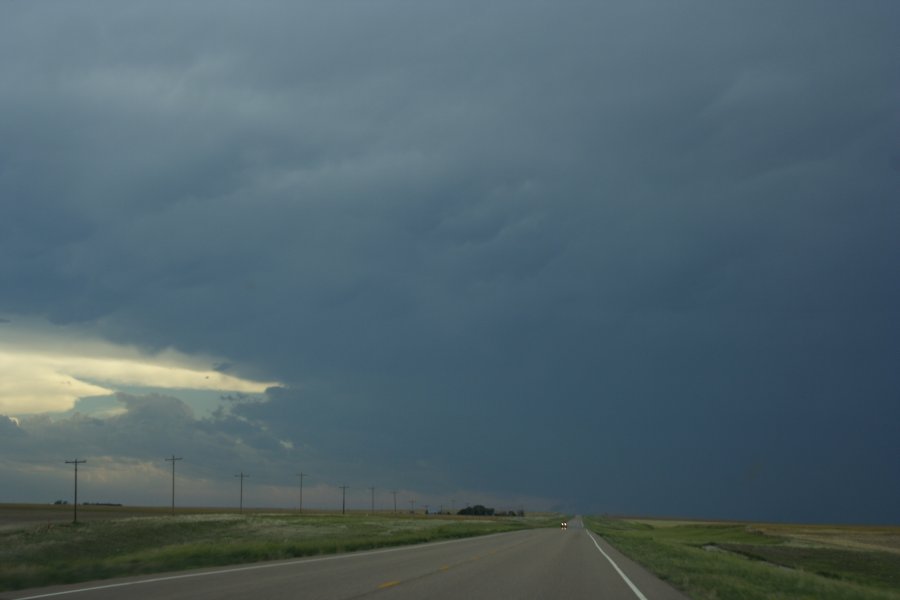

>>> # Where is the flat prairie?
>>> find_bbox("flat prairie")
[0,503,322,533]
[586,516,900,600]
[752,522,900,555]
[0,503,557,592]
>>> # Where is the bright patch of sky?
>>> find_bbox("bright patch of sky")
[0,319,277,417]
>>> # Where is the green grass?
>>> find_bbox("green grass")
[718,543,900,590]
[584,517,900,600]
[0,510,559,591]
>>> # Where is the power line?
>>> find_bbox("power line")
[297,472,307,513]
[235,472,249,513]
[64,459,86,523]
[165,455,182,516]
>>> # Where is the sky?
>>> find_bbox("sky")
[1,1,898,523]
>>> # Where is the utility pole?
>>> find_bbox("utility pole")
[65,459,86,523]
[368,486,375,514]
[339,485,349,515]
[423,504,430,516]
[391,490,398,513]
[409,498,415,514]
[296,472,307,513]
[235,472,249,513]
[165,455,182,516]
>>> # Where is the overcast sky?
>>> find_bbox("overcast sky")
[1,1,898,523]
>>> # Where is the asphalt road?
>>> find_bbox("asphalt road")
[6,518,688,600]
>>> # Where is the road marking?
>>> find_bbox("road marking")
[377,580,401,589]
[586,531,649,600]
[10,532,515,600]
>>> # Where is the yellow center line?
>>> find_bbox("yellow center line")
[377,580,401,589]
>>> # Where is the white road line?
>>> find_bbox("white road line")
[11,532,514,600]
[586,530,649,600]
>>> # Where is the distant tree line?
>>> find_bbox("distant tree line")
[53,500,122,506]
[457,504,524,517]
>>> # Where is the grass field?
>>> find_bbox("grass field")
[0,503,560,592]
[585,516,900,600]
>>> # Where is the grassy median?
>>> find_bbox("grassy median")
[584,516,900,600]
[0,507,559,592]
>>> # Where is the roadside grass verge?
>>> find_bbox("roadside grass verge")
[584,516,900,600]
[0,511,557,591]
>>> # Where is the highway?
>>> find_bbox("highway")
[6,518,688,599]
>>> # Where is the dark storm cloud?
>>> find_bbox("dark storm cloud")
[0,415,23,436]
[0,393,296,485]
[1,1,898,521]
